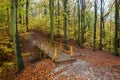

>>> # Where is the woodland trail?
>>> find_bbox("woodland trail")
[15,30,120,80]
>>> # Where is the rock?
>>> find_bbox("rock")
[27,46,44,63]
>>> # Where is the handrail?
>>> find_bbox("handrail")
[35,39,74,60]
[54,41,74,56]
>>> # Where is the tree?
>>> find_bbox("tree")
[81,0,86,48]
[93,0,97,51]
[18,0,22,24]
[114,0,119,56]
[44,4,47,15]
[11,0,24,71]
[49,0,54,44]
[63,0,68,49]
[100,0,104,50]
[74,2,77,27]
[26,0,29,32]
[57,0,60,36]
[77,0,80,46]
[18,0,25,26]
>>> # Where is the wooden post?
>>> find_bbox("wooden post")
[70,46,74,57]
[52,45,57,60]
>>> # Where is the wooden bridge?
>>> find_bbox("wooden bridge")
[33,40,76,62]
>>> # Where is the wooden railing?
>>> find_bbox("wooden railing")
[54,41,74,56]
[34,39,74,60]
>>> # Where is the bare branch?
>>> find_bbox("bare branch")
[103,1,115,19]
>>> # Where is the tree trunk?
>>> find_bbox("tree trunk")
[74,3,76,27]
[49,0,54,44]
[77,0,80,46]
[81,0,85,48]
[11,0,24,71]
[19,0,22,24]
[100,0,104,50]
[102,0,105,38]
[110,16,112,52]
[44,6,47,15]
[57,0,60,36]
[26,0,29,32]
[63,0,68,49]
[114,0,119,56]
[93,0,97,51]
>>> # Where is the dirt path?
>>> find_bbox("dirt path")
[15,30,120,80]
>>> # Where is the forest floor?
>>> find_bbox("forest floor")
[1,30,120,80]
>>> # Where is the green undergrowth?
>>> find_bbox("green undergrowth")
[0,29,15,78]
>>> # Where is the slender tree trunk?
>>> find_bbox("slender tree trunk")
[100,0,104,50]
[77,0,80,46]
[19,0,22,24]
[67,2,71,26]
[22,0,25,26]
[114,0,119,56]
[57,0,60,36]
[63,0,68,49]
[81,0,85,48]
[19,0,24,26]
[93,0,97,51]
[74,2,77,40]
[26,0,29,32]
[11,0,24,71]
[49,0,54,44]
[102,0,105,38]
[19,14,22,24]
[110,16,112,52]
[74,3,76,26]
[103,20,105,38]
[44,6,47,15]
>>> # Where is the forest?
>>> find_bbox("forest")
[0,0,120,80]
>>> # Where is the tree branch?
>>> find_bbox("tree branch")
[103,1,115,19]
